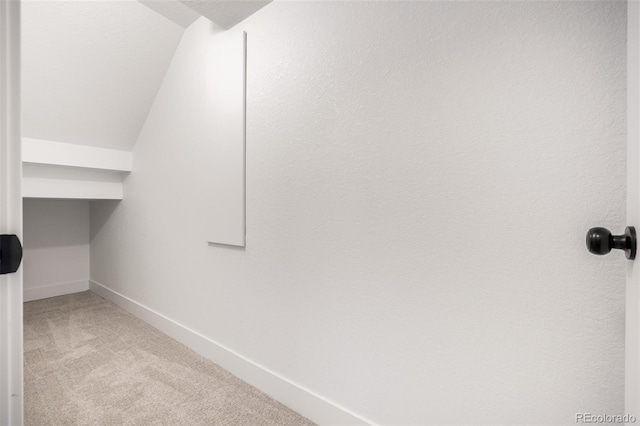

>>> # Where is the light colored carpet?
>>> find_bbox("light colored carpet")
[24,291,315,426]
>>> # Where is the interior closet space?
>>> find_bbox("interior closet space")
[21,138,132,301]
[20,141,130,300]
[14,0,631,425]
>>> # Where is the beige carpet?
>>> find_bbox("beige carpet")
[24,291,315,426]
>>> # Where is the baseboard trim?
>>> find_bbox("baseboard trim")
[88,279,373,426]
[24,279,90,302]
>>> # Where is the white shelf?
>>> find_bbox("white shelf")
[22,138,132,200]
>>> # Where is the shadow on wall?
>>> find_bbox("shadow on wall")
[89,200,120,243]
[23,199,90,249]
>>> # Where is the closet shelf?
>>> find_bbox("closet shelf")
[22,138,132,200]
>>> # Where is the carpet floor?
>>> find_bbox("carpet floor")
[24,291,315,426]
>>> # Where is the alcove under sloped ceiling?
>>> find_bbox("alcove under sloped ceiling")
[21,0,183,198]
[21,0,271,200]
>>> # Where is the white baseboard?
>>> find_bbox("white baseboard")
[24,279,90,302]
[88,280,372,426]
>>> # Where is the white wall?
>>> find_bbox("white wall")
[24,199,90,301]
[90,1,627,424]
[21,0,184,150]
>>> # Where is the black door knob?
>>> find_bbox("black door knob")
[0,234,22,274]
[586,226,636,260]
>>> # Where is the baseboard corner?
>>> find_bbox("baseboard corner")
[24,279,90,302]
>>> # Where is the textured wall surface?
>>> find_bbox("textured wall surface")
[24,199,89,290]
[90,2,627,424]
[22,1,184,150]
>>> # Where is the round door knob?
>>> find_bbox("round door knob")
[586,226,637,260]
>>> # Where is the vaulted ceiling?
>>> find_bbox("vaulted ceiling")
[21,0,271,151]
[22,0,185,150]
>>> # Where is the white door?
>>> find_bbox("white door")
[629,1,640,420]
[0,0,23,425]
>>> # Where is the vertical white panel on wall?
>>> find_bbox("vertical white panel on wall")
[206,31,246,247]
